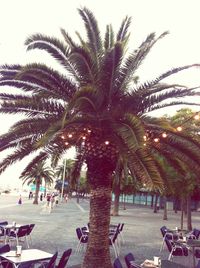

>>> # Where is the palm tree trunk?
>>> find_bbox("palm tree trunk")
[163,196,168,220]
[151,194,154,208]
[187,195,192,231]
[123,194,126,210]
[180,198,184,230]
[33,180,40,204]
[112,183,120,216]
[154,193,159,213]
[82,157,115,268]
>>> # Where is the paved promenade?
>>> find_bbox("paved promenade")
[0,194,199,267]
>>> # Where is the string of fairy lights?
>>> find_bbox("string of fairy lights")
[59,111,200,148]
[60,128,111,148]
[143,110,200,145]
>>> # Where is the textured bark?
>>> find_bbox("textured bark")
[187,195,192,231]
[82,157,116,268]
[151,194,154,208]
[153,193,159,213]
[180,198,184,230]
[163,196,168,220]
[33,180,40,204]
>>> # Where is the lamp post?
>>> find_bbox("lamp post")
[61,159,67,202]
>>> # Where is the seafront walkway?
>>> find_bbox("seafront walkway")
[0,194,199,267]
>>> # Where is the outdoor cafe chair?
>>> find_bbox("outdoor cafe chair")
[56,248,72,268]
[165,237,188,261]
[113,257,123,268]
[188,228,200,240]
[0,244,12,268]
[75,228,88,253]
[7,224,30,248]
[39,251,58,268]
[26,224,35,245]
[124,252,135,268]
[160,226,179,252]
[109,229,120,258]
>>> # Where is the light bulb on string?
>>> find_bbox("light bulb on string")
[162,133,167,138]
[105,141,110,145]
[194,114,200,120]
[68,134,73,138]
[154,138,159,142]
[65,142,69,146]
[177,126,182,132]
[61,135,65,139]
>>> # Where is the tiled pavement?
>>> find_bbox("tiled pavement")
[0,194,199,267]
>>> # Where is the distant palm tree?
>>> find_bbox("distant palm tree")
[20,159,54,204]
[0,7,200,267]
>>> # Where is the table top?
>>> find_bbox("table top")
[140,259,159,268]
[138,259,186,268]
[3,224,21,229]
[1,249,53,264]
[161,260,186,268]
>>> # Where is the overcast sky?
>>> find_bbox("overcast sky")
[0,0,200,188]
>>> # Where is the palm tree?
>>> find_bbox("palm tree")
[20,158,54,204]
[0,7,200,267]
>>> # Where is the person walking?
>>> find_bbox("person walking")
[40,193,43,202]
[18,195,22,205]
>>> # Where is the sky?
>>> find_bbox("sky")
[0,0,200,188]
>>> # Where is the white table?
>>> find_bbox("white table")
[1,249,53,267]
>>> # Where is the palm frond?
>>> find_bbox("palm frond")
[25,34,80,82]
[104,25,114,50]
[78,7,103,65]
[116,16,131,42]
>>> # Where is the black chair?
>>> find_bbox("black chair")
[0,221,8,226]
[57,249,72,268]
[165,238,188,260]
[75,228,88,253]
[7,224,30,248]
[0,244,12,268]
[124,252,135,268]
[40,252,58,268]
[113,258,123,268]
[109,230,120,258]
[188,228,200,240]
[160,226,178,252]
[26,224,35,244]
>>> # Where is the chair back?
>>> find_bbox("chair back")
[76,228,82,240]
[27,224,35,236]
[0,221,8,226]
[16,225,30,238]
[0,244,10,254]
[124,252,135,268]
[113,258,123,268]
[76,228,88,243]
[160,226,167,237]
[193,228,200,239]
[165,238,172,252]
[46,252,58,268]
[57,249,72,268]
[111,230,119,244]
[119,223,124,232]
